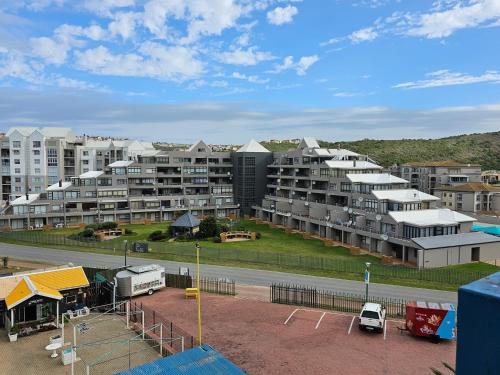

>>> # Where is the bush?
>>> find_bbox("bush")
[148,230,166,242]
[85,224,98,231]
[219,224,230,233]
[213,236,222,243]
[255,232,262,240]
[124,228,135,235]
[69,228,97,241]
[198,216,218,238]
[99,221,118,230]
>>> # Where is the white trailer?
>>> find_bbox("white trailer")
[116,264,166,298]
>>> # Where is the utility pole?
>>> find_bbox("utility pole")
[123,240,128,267]
[364,262,371,302]
[195,242,202,345]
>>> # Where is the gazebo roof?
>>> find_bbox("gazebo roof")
[171,212,201,228]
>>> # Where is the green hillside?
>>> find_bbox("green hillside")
[264,132,500,170]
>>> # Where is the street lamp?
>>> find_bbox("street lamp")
[195,241,202,345]
[123,240,128,267]
[364,262,371,302]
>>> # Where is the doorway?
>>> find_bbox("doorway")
[471,247,480,261]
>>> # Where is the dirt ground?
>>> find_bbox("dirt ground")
[136,288,456,375]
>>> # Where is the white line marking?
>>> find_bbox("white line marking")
[348,316,356,335]
[284,309,298,325]
[383,320,388,340]
[315,312,326,330]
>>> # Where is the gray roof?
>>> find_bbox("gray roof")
[237,139,270,153]
[171,212,201,228]
[412,232,500,250]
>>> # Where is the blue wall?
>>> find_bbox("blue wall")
[456,272,500,375]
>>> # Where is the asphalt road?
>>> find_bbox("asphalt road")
[0,242,458,303]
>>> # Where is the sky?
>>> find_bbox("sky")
[0,0,499,143]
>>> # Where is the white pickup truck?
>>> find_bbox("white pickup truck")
[359,302,386,333]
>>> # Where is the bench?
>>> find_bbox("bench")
[185,288,199,299]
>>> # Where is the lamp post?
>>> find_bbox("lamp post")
[364,262,371,302]
[195,241,202,345]
[123,240,128,267]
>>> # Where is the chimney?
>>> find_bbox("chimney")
[59,179,62,187]
[25,193,29,201]
[353,159,357,167]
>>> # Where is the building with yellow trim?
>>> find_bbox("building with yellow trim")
[0,265,89,335]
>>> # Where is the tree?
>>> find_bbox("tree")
[198,216,218,238]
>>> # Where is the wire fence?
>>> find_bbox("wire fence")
[271,284,407,318]
[0,230,491,286]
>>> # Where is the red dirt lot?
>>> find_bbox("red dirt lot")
[136,289,455,375]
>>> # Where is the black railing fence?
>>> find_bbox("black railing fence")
[271,284,408,318]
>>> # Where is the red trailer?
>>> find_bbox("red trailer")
[405,301,456,340]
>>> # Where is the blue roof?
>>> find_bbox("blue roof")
[116,345,246,375]
[170,213,201,228]
[459,272,500,299]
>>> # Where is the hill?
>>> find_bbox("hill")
[263,132,500,170]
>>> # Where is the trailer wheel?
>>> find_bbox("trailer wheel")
[148,289,154,295]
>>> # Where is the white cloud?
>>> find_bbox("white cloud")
[25,0,65,11]
[142,0,185,39]
[108,12,140,40]
[84,0,135,17]
[269,54,319,75]
[75,43,204,81]
[231,71,269,84]
[348,27,378,43]
[217,46,274,66]
[393,69,500,89]
[0,52,44,84]
[30,36,68,65]
[266,5,298,25]
[406,0,500,38]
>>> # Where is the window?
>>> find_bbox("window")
[13,150,20,155]
[65,295,77,304]
[12,141,21,148]
[14,168,20,174]
[33,150,40,155]
[14,159,20,164]
[15,177,21,183]
[127,167,141,174]
[32,141,41,148]
[83,151,89,156]
[48,148,58,166]
[34,159,40,164]
[35,168,41,174]
[82,160,89,165]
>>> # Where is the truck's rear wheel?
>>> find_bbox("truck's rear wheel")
[148,289,153,295]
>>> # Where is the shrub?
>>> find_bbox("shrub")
[213,236,222,243]
[255,232,262,240]
[124,228,135,235]
[219,224,230,233]
[99,221,118,230]
[148,230,166,242]
[85,224,98,231]
[198,216,218,238]
[79,228,96,238]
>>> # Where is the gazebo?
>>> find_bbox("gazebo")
[170,213,201,237]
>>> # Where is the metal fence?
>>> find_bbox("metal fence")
[271,284,407,318]
[194,277,236,296]
[0,230,491,286]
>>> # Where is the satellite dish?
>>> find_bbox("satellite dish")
[277,187,280,191]
[381,234,389,241]
[348,208,353,214]
[347,220,353,226]
[358,197,364,202]
[288,199,293,204]
[325,216,330,221]
[305,202,309,206]
[376,214,382,221]
[343,206,349,212]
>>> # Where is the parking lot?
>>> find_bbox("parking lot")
[136,288,456,375]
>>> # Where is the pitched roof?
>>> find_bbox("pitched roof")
[298,137,320,149]
[372,189,440,202]
[41,127,75,140]
[108,160,134,167]
[389,208,475,226]
[347,173,407,184]
[171,212,201,228]
[11,194,40,205]
[435,182,500,192]
[402,160,480,167]
[237,139,270,153]
[326,160,382,170]
[413,232,500,250]
[187,140,211,153]
[6,127,39,137]
[116,344,245,375]
[1,266,88,308]
[46,181,72,191]
[79,170,104,178]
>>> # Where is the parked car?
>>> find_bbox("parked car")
[359,302,386,333]
[54,223,64,228]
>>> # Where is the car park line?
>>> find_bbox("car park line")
[315,312,326,330]
[384,320,388,340]
[284,308,299,325]
[348,316,356,335]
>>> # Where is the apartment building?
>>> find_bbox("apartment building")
[435,183,500,214]
[253,138,500,268]
[0,127,154,204]
[0,140,239,229]
[482,170,500,184]
[391,161,482,195]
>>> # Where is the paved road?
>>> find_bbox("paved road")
[0,242,458,303]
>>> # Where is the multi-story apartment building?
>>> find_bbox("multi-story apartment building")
[0,127,154,204]
[435,183,500,214]
[391,161,482,195]
[481,170,500,184]
[0,140,239,229]
[253,139,500,268]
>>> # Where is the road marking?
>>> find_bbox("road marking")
[284,309,298,325]
[384,320,388,340]
[348,316,356,335]
[315,312,326,329]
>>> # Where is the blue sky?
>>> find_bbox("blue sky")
[0,0,499,143]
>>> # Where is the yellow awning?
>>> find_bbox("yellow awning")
[5,278,33,309]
